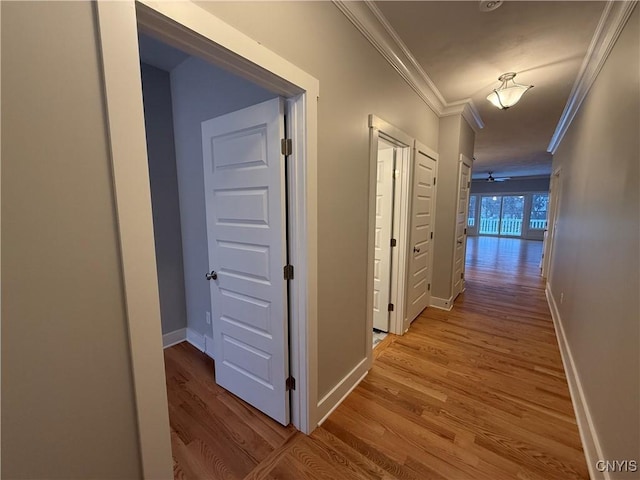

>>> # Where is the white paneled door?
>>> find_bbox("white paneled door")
[201,97,290,425]
[373,143,395,332]
[407,143,437,322]
[453,156,472,300]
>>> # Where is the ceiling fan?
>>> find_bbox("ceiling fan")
[486,171,510,182]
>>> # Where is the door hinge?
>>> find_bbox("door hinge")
[428,283,431,291]
[430,231,433,240]
[281,138,292,156]
[283,264,294,280]
[390,238,397,247]
[388,303,394,312]
[464,227,467,235]
[286,376,296,391]
[461,272,465,279]
[434,177,436,186]
[467,181,470,188]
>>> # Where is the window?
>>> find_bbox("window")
[468,195,477,227]
[479,195,525,236]
[530,193,549,230]
[500,195,524,236]
[480,196,501,235]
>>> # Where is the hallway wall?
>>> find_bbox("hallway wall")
[140,63,188,335]
[1,2,142,477]
[199,1,441,398]
[549,5,639,476]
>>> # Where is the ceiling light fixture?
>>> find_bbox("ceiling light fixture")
[487,72,533,110]
[479,0,503,12]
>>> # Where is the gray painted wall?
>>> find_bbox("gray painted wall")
[170,56,276,339]
[471,176,550,194]
[1,2,141,477]
[141,63,188,335]
[549,6,639,475]
[198,1,442,397]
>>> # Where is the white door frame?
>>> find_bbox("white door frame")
[452,154,473,299]
[367,115,413,351]
[95,2,319,477]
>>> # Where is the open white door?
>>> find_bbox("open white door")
[373,142,395,331]
[201,97,290,425]
[453,155,472,300]
[406,142,438,322]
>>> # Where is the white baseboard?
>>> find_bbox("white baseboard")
[316,357,369,426]
[162,328,187,348]
[186,328,215,360]
[430,295,453,311]
[546,284,606,480]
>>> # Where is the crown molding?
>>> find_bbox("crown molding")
[442,99,484,133]
[333,0,484,132]
[547,0,638,154]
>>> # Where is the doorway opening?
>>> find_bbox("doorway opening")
[367,116,413,346]
[139,22,293,440]
[367,116,439,356]
[96,2,319,474]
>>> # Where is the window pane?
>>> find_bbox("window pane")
[468,196,476,227]
[500,196,524,236]
[530,193,549,229]
[480,196,501,234]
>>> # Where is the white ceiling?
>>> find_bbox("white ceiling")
[374,1,606,179]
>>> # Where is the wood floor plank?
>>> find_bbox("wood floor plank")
[166,237,588,479]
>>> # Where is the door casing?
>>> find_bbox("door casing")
[96,1,319,477]
[452,154,473,300]
[372,140,396,332]
[367,115,417,349]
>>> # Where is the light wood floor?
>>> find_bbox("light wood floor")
[165,236,588,479]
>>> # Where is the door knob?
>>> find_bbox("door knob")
[413,246,421,253]
[205,270,218,280]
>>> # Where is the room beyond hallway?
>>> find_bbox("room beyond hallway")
[465,236,544,286]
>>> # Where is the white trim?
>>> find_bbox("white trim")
[316,358,369,425]
[367,115,414,340]
[95,3,173,478]
[162,328,187,348]
[389,144,412,335]
[546,284,606,480]
[96,4,320,476]
[333,0,484,132]
[186,328,215,360]
[547,0,637,154]
[430,296,454,311]
[451,155,473,301]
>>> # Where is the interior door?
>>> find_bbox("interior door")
[201,97,290,425]
[406,142,437,322]
[373,141,395,331]
[453,156,472,300]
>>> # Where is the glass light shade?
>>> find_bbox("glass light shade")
[486,73,533,110]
